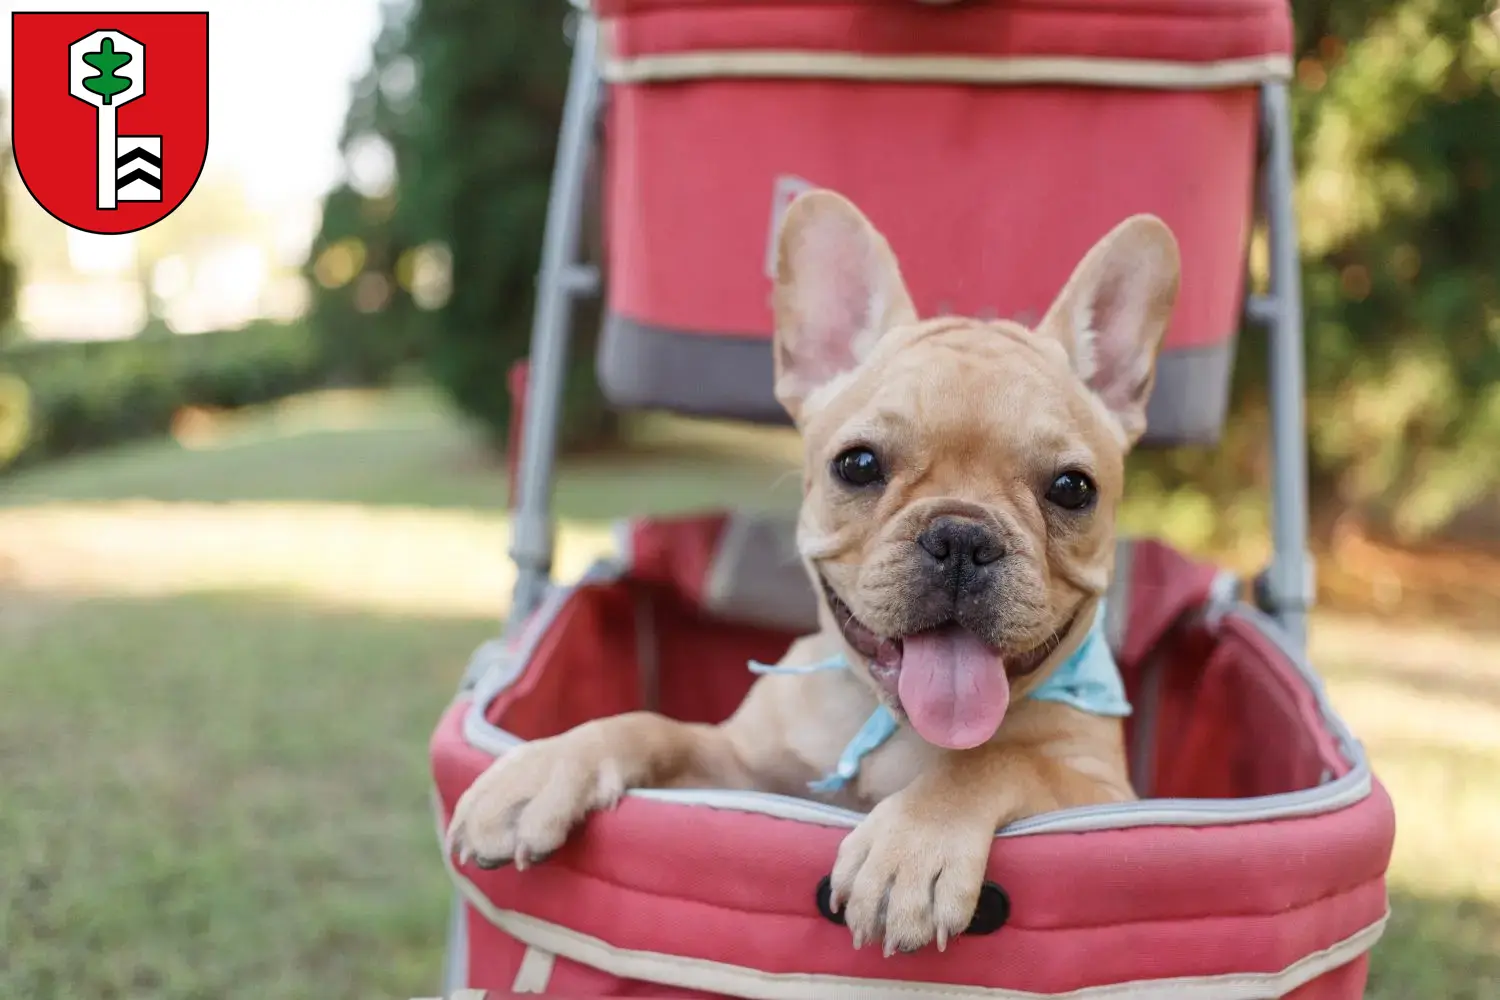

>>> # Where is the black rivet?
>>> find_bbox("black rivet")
[964,881,1011,935]
[814,874,845,925]
[814,876,1010,934]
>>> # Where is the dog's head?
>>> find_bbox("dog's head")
[772,191,1179,750]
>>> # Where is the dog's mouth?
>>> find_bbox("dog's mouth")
[820,576,1078,751]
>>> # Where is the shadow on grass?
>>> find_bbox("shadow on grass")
[1369,890,1500,1000]
[0,422,507,511]
[1,395,801,525]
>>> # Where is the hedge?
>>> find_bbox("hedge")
[0,322,337,473]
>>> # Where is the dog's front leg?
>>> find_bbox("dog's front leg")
[831,740,1112,955]
[447,712,757,870]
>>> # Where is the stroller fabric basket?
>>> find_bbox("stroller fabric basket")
[432,0,1381,994]
[431,513,1396,999]
[593,0,1293,444]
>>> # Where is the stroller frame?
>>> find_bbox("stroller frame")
[444,4,1316,992]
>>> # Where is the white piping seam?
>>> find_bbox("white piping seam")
[441,856,1388,1000]
[599,50,1293,89]
[512,945,557,993]
[457,557,1374,836]
[459,645,1372,830]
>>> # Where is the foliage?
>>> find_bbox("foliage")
[307,183,429,385]
[308,0,615,452]
[0,372,28,465]
[0,95,17,347]
[304,5,430,387]
[1289,0,1500,538]
[1141,0,1500,543]
[0,322,331,472]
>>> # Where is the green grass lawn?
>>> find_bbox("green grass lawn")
[1,387,1496,999]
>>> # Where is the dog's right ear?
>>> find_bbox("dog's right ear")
[771,190,916,421]
[1036,214,1180,447]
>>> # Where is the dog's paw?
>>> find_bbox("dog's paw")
[829,792,994,955]
[446,731,626,871]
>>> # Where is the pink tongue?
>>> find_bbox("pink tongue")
[897,626,1010,749]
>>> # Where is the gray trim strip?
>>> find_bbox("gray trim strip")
[1105,540,1133,656]
[596,315,790,425]
[1145,340,1240,446]
[598,315,1235,446]
[704,511,820,633]
[456,557,1372,837]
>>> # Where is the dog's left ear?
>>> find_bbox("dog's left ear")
[772,190,917,421]
[1037,215,1181,446]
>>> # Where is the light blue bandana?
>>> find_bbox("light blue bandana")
[748,602,1130,794]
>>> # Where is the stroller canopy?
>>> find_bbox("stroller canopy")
[591,0,1292,445]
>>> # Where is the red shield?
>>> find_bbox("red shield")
[10,12,208,234]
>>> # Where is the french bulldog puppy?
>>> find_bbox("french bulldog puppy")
[447,189,1180,955]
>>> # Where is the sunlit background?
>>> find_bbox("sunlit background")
[0,0,392,340]
[1,1,1499,998]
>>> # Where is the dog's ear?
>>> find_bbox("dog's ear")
[1037,215,1180,446]
[772,190,917,421]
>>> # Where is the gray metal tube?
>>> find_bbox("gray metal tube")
[507,12,602,629]
[1259,81,1313,651]
[441,14,603,993]
[439,885,468,993]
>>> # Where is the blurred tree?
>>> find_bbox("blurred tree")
[1289,0,1500,540]
[402,0,614,449]
[305,1,429,385]
[1136,0,1500,545]
[4,179,71,279]
[308,0,614,444]
[0,93,19,345]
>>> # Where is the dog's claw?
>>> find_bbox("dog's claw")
[831,792,994,957]
[443,728,625,884]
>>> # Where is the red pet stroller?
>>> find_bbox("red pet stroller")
[429,0,1397,996]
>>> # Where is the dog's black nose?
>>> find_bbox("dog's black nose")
[917,517,1004,568]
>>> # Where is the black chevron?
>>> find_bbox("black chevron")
[116,169,163,191]
[116,147,162,170]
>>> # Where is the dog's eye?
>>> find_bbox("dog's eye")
[832,447,883,487]
[1046,471,1096,511]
